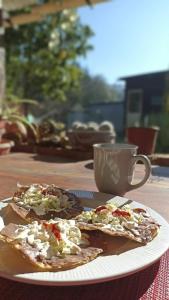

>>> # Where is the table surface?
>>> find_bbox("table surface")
[0,152,169,300]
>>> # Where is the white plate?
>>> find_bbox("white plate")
[0,190,169,286]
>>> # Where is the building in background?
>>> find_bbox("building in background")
[121,70,169,128]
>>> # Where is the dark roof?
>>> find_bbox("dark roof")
[120,70,169,81]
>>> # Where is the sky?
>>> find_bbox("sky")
[77,0,169,84]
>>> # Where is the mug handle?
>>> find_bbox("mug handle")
[128,155,151,191]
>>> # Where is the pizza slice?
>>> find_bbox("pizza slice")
[9,184,83,222]
[0,218,102,271]
[75,203,160,244]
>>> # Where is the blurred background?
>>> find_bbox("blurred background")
[0,0,169,156]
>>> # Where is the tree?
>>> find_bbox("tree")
[5,9,94,104]
[66,70,125,108]
[80,73,113,104]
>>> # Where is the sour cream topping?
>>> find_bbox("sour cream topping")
[15,219,88,259]
[76,204,144,232]
[14,184,74,216]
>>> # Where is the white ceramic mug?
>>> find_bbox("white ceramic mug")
[93,143,151,196]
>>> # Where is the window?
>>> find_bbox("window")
[128,90,142,113]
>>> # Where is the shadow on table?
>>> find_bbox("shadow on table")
[85,163,169,177]
[84,162,93,170]
[152,166,169,178]
[31,154,77,163]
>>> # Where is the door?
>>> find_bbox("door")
[126,89,143,127]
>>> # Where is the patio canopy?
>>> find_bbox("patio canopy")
[3,0,109,27]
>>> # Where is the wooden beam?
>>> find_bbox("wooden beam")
[4,0,37,11]
[8,12,42,27]
[32,0,109,14]
[8,0,110,27]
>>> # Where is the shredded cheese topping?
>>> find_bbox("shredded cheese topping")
[76,204,145,234]
[14,219,89,259]
[14,184,75,216]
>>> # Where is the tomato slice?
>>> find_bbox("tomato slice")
[43,223,61,240]
[112,209,131,218]
[133,208,146,214]
[95,205,107,213]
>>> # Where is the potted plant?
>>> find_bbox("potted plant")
[0,95,39,154]
[126,125,160,155]
[0,111,14,155]
[36,119,67,156]
[67,120,116,150]
[0,119,6,142]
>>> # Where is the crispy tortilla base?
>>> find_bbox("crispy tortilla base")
[0,223,103,271]
[84,230,141,255]
[77,222,159,244]
[10,184,83,222]
[9,202,82,222]
[75,209,160,244]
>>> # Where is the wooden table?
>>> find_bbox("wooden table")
[0,152,169,300]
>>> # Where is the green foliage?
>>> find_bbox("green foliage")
[80,73,114,104]
[66,71,124,108]
[0,94,38,118]
[5,10,94,103]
